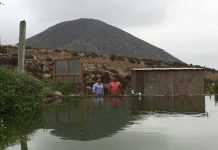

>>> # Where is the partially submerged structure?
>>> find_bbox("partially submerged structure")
[53,58,84,92]
[131,68,205,96]
[53,58,83,83]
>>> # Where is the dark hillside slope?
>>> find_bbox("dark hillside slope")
[26,18,183,63]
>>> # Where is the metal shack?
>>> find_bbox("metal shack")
[131,68,205,96]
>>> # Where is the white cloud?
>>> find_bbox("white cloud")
[125,0,218,69]
[0,0,217,69]
[0,0,167,43]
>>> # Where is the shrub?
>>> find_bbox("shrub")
[110,55,116,61]
[52,81,80,96]
[0,46,7,54]
[71,51,78,57]
[117,56,125,61]
[214,81,218,94]
[41,78,80,96]
[128,58,136,64]
[0,66,43,114]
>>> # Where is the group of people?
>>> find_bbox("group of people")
[92,75,122,96]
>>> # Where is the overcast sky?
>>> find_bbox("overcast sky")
[0,0,217,69]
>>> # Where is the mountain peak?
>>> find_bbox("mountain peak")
[26,18,183,63]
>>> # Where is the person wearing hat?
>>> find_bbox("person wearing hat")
[108,75,122,95]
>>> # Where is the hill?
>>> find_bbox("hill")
[26,18,183,63]
[1,45,218,94]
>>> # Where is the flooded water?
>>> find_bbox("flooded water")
[2,96,218,150]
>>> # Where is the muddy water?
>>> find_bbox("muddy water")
[3,96,218,150]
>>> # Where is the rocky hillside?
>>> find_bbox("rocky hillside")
[26,18,183,63]
[1,45,218,94]
[0,46,190,92]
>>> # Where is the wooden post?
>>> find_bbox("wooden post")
[18,20,26,71]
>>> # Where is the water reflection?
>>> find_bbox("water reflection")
[1,96,209,150]
[215,95,218,106]
[132,95,205,114]
[43,96,205,141]
[43,96,134,141]
[0,112,42,150]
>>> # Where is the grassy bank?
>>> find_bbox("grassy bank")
[0,66,80,114]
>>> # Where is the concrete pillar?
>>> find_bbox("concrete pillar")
[18,20,26,71]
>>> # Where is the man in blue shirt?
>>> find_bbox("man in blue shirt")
[93,77,104,96]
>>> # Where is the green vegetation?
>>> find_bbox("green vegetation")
[0,66,80,149]
[0,68,79,148]
[0,66,80,114]
[0,110,42,149]
[42,78,80,96]
[0,66,43,149]
[206,81,218,94]
[0,66,43,114]
[213,81,218,94]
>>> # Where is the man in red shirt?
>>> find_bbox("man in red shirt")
[108,75,122,95]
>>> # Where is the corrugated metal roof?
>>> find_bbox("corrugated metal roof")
[131,68,204,71]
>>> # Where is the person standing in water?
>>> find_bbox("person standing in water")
[108,75,122,95]
[92,77,104,96]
